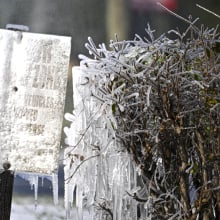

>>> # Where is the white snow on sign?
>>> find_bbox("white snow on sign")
[0,29,71,174]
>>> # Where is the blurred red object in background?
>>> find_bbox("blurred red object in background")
[131,0,178,11]
[162,0,177,10]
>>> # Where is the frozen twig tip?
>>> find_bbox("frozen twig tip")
[196,4,220,19]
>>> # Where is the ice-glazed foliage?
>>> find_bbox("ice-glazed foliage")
[64,66,138,220]
[75,18,220,219]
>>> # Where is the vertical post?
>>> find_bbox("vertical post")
[0,162,14,220]
[106,0,129,41]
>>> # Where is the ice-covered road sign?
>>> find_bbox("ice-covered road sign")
[0,29,71,174]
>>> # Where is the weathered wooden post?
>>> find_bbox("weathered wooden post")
[0,26,71,218]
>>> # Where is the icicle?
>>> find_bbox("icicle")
[17,173,39,208]
[64,148,76,218]
[41,176,44,187]
[64,66,139,220]
[33,175,39,209]
[17,172,59,208]
[52,173,59,205]
[76,183,83,220]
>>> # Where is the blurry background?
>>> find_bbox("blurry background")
[1,0,220,63]
[0,0,219,219]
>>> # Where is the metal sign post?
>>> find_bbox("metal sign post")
[0,162,14,220]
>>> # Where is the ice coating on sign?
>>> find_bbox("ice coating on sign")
[64,67,138,220]
[0,29,71,174]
